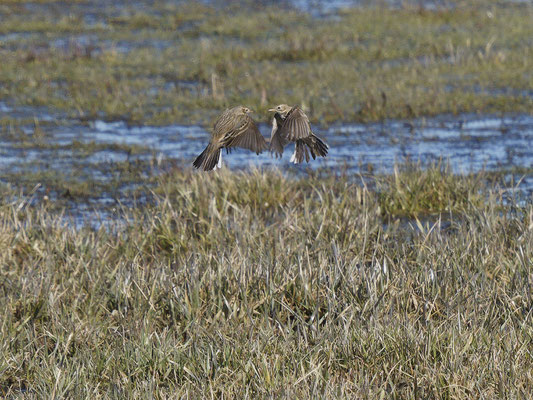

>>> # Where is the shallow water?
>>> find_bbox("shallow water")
[327,115,533,174]
[1,104,532,193]
[91,114,533,185]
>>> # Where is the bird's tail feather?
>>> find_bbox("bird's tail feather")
[193,143,221,171]
[292,141,309,163]
[292,134,328,163]
[309,133,328,158]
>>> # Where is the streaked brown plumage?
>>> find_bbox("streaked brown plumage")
[268,104,328,163]
[193,106,267,171]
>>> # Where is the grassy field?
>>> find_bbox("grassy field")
[1,1,533,125]
[1,1,533,398]
[1,165,532,398]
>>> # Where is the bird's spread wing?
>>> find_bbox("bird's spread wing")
[213,108,236,138]
[223,115,267,154]
[269,114,289,158]
[278,106,311,141]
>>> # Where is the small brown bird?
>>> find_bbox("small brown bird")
[193,106,267,171]
[268,104,328,163]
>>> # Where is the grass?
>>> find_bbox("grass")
[1,1,532,397]
[377,161,485,218]
[1,1,533,125]
[1,165,532,398]
[0,157,163,204]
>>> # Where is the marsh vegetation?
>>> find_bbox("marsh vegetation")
[1,167,533,397]
[1,0,533,125]
[1,0,532,398]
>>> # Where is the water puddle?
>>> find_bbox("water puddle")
[2,110,529,230]
[1,111,532,190]
[0,101,64,122]
[203,0,456,17]
[325,115,533,175]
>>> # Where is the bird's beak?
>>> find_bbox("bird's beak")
[268,108,276,112]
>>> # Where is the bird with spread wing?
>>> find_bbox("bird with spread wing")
[268,104,328,163]
[193,106,267,171]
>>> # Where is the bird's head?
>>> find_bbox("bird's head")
[238,106,252,115]
[268,104,292,117]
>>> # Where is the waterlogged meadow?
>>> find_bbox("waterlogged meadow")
[1,0,533,398]
[1,0,533,125]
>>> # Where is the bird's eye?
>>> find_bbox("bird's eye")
[277,106,281,110]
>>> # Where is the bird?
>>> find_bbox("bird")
[193,106,267,171]
[268,104,328,163]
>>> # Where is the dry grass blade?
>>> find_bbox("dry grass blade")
[0,165,532,397]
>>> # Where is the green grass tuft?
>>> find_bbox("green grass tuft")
[377,161,485,217]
